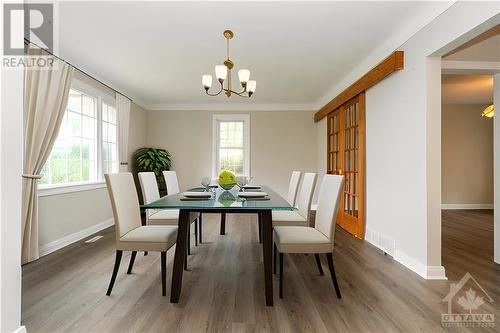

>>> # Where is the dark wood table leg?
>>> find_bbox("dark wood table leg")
[170,209,190,303]
[261,210,273,306]
[258,213,262,243]
[220,213,226,235]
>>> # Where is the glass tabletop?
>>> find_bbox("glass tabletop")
[141,185,296,211]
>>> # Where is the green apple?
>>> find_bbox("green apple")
[218,170,237,190]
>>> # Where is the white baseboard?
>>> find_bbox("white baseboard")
[39,218,114,257]
[441,203,493,210]
[12,326,26,333]
[394,250,447,280]
[364,229,447,280]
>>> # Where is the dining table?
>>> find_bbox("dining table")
[141,184,296,306]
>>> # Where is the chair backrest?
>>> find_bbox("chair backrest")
[296,173,317,220]
[163,170,180,195]
[105,173,142,240]
[286,171,301,206]
[314,175,344,246]
[138,172,160,204]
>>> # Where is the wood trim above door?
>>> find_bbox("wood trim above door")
[314,51,404,122]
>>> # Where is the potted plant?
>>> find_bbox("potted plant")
[133,147,172,195]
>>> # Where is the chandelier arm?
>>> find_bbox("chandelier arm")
[224,89,251,98]
[205,83,224,96]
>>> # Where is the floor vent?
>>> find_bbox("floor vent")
[365,228,395,257]
[85,235,103,243]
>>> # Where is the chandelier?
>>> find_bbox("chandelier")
[202,30,256,98]
[482,104,494,118]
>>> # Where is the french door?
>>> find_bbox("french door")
[327,93,365,239]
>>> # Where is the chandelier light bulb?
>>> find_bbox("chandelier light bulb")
[202,75,213,89]
[238,69,250,85]
[247,80,257,93]
[215,65,227,82]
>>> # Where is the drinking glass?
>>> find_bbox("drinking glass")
[201,177,211,191]
[237,176,248,191]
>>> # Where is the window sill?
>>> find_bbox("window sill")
[38,181,106,197]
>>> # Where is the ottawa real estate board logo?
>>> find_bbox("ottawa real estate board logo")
[442,272,494,328]
[3,3,54,68]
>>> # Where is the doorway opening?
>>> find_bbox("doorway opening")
[441,26,499,282]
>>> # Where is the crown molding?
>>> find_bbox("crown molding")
[145,103,319,112]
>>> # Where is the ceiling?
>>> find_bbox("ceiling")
[58,1,454,110]
[442,75,493,104]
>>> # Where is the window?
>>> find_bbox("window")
[39,81,118,189]
[213,114,250,176]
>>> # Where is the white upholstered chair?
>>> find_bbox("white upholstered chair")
[105,173,178,296]
[138,172,179,226]
[273,174,344,299]
[272,172,317,227]
[139,171,198,257]
[286,171,302,206]
[164,170,216,241]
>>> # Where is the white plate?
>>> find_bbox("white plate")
[243,184,261,189]
[238,191,268,198]
[183,191,212,198]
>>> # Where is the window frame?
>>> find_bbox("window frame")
[212,114,250,178]
[38,79,116,196]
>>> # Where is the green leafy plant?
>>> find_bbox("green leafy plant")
[133,147,172,194]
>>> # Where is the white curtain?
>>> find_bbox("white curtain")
[117,93,131,172]
[22,47,74,264]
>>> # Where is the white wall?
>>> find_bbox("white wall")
[317,2,499,279]
[146,110,318,198]
[0,66,24,332]
[442,104,493,206]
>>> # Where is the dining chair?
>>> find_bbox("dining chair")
[286,171,302,206]
[256,171,302,242]
[104,172,178,296]
[162,171,200,250]
[273,174,344,299]
[272,172,317,227]
[138,172,180,226]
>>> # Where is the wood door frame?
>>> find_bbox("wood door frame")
[327,93,366,239]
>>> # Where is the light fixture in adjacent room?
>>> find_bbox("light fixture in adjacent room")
[202,30,257,98]
[482,104,494,118]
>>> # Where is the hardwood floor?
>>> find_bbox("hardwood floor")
[22,212,499,332]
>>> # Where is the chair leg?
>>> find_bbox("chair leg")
[194,218,198,246]
[199,214,203,243]
[161,251,167,296]
[106,250,122,296]
[273,244,277,274]
[326,253,342,299]
[314,253,324,276]
[127,251,137,274]
[187,222,191,255]
[279,252,284,299]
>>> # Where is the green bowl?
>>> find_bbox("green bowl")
[219,183,236,190]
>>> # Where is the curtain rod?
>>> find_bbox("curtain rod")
[24,38,133,102]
